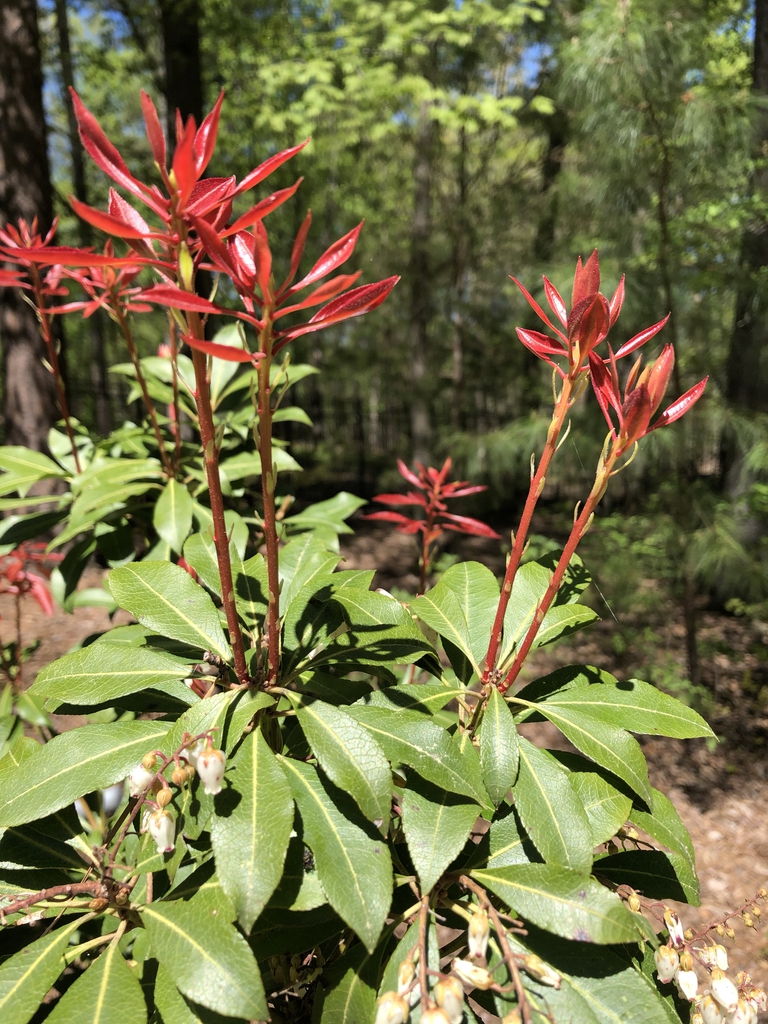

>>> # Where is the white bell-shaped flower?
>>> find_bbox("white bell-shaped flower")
[663,908,686,949]
[714,945,729,971]
[654,945,679,984]
[374,992,409,1024]
[700,993,725,1024]
[710,969,739,1014]
[467,908,490,960]
[129,763,156,797]
[675,968,698,1001]
[727,998,756,1024]
[184,738,206,768]
[521,953,561,989]
[397,960,414,997]
[435,976,464,1024]
[148,807,175,854]
[420,1010,450,1024]
[197,746,226,795]
[451,958,493,991]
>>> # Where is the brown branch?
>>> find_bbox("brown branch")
[0,881,106,923]
[418,895,431,1012]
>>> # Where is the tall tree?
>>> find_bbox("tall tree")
[0,0,58,449]
[158,0,203,133]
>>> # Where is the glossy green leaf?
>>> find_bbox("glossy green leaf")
[233,551,268,627]
[167,689,274,756]
[554,752,633,847]
[219,447,301,481]
[152,964,250,1024]
[30,644,191,705]
[346,704,489,805]
[532,702,652,804]
[0,918,81,1024]
[316,940,382,1024]
[472,864,642,944]
[211,730,294,931]
[629,787,695,866]
[280,758,392,952]
[0,720,171,826]
[46,938,146,1024]
[594,848,700,905]
[267,832,327,912]
[361,682,467,715]
[401,775,478,893]
[182,531,221,595]
[512,738,593,873]
[292,696,392,822]
[154,479,194,553]
[486,805,537,868]
[0,446,67,496]
[279,533,338,616]
[108,561,231,662]
[378,917,439,1024]
[479,687,519,804]
[142,898,267,1019]
[328,589,437,669]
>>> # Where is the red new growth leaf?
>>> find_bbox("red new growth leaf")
[283,222,363,298]
[182,334,262,363]
[235,140,310,194]
[140,90,166,167]
[142,284,221,313]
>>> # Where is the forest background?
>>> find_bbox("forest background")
[2,0,768,712]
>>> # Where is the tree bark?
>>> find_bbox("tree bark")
[54,0,112,435]
[0,0,58,450]
[408,101,435,465]
[726,0,768,414]
[157,0,203,137]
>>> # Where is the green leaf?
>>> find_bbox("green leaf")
[283,491,365,535]
[152,964,250,1024]
[479,687,519,805]
[279,533,338,616]
[142,899,267,1019]
[512,738,593,873]
[280,758,392,953]
[30,644,191,705]
[553,752,633,847]
[45,938,146,1024]
[315,940,383,1024]
[486,805,537,868]
[234,551,268,627]
[346,704,489,805]
[219,447,301,480]
[0,918,81,1024]
[108,561,231,662]
[154,479,194,554]
[472,864,643,944]
[292,696,392,823]
[0,446,67,496]
[329,589,437,669]
[267,832,327,912]
[0,720,171,826]
[594,849,700,905]
[629,787,695,866]
[532,702,652,804]
[401,775,478,893]
[167,689,274,756]
[182,531,221,595]
[361,682,467,715]
[210,730,294,931]
[378,917,439,1024]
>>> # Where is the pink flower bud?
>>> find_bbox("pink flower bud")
[654,945,679,983]
[710,968,739,1014]
[197,746,226,795]
[374,992,409,1024]
[129,763,156,797]
[148,807,175,853]
[675,968,698,1001]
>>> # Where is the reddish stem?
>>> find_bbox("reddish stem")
[168,314,182,473]
[257,317,281,685]
[498,445,618,694]
[483,376,575,681]
[29,269,81,472]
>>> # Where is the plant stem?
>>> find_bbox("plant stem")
[418,895,431,1012]
[256,317,281,685]
[186,334,249,686]
[483,376,575,680]
[168,314,182,473]
[115,309,174,478]
[29,270,81,472]
[498,444,619,694]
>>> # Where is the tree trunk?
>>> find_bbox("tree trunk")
[157,0,203,137]
[408,101,435,466]
[0,0,58,450]
[54,0,112,435]
[533,107,567,264]
[726,0,768,414]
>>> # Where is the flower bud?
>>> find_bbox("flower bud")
[148,807,175,854]
[184,763,197,782]
[726,927,735,939]
[157,787,173,808]
[700,993,725,1024]
[467,908,490,960]
[675,968,698,1001]
[142,752,157,771]
[129,763,156,797]
[728,998,755,1024]
[197,746,226,795]
[452,958,494,991]
[751,904,761,919]
[434,976,464,1024]
[691,1013,704,1024]
[663,909,685,948]
[628,893,642,913]
[710,968,739,1014]
[171,766,187,787]
[679,951,694,972]
[421,1010,450,1024]
[520,953,561,989]
[184,737,205,767]
[748,987,767,1012]
[501,1013,522,1024]
[742,911,754,928]
[716,924,725,936]
[654,945,679,984]
[397,959,415,997]
[375,992,409,1024]
[714,945,728,971]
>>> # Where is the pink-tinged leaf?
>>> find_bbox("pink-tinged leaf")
[194,91,224,175]
[278,210,312,295]
[222,180,303,236]
[572,249,600,308]
[588,352,620,428]
[370,492,428,507]
[613,314,670,359]
[236,139,310,195]
[568,292,610,362]
[511,277,568,342]
[190,215,241,283]
[440,513,501,539]
[397,459,425,490]
[142,284,221,313]
[274,272,362,319]
[70,196,147,239]
[182,333,262,362]
[646,343,675,413]
[543,276,567,326]
[276,276,399,345]
[27,573,54,616]
[620,385,652,448]
[141,90,166,167]
[609,275,625,326]
[186,177,237,218]
[362,511,424,533]
[436,457,452,486]
[253,222,272,301]
[650,377,708,430]
[516,327,567,357]
[445,483,487,497]
[286,222,363,297]
[0,269,27,287]
[14,246,152,268]
[172,116,198,205]
[70,89,164,216]
[230,232,256,285]
[108,189,153,237]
